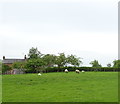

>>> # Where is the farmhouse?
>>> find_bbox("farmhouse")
[2,55,27,74]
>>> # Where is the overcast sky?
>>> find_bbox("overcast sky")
[0,0,118,66]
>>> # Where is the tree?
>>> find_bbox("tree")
[42,54,57,68]
[25,58,45,73]
[0,61,2,74]
[12,61,26,72]
[55,53,67,67]
[28,47,42,59]
[107,63,111,67]
[113,60,120,68]
[2,64,12,74]
[90,60,102,67]
[67,54,82,67]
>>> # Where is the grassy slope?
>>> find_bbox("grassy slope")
[2,72,118,102]
[0,75,2,103]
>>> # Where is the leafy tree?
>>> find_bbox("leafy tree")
[2,64,12,74]
[42,54,57,68]
[67,54,82,67]
[28,47,42,59]
[25,58,45,73]
[107,63,111,67]
[0,61,2,74]
[113,60,120,68]
[55,53,67,67]
[12,61,26,72]
[90,60,102,67]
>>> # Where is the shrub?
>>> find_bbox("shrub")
[2,64,12,74]
[43,67,119,73]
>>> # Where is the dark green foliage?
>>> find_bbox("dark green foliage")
[28,47,42,59]
[12,61,26,69]
[54,53,82,70]
[90,60,102,67]
[67,54,82,67]
[0,61,2,74]
[42,54,57,67]
[12,61,26,73]
[25,58,46,73]
[9,47,119,73]
[27,48,82,72]
[107,63,111,67]
[113,60,120,68]
[41,67,119,73]
[55,53,67,67]
[2,64,12,74]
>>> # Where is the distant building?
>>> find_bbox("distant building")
[2,55,27,74]
[2,55,27,67]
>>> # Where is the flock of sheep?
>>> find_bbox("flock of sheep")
[38,69,85,76]
[65,69,85,73]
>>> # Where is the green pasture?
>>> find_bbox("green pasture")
[2,72,118,102]
[0,75,2,103]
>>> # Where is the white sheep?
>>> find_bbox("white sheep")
[38,73,42,76]
[65,69,68,73]
[75,69,80,74]
[82,70,85,73]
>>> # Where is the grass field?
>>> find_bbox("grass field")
[2,72,118,102]
[0,75,2,103]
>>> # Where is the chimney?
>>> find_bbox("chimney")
[24,55,27,59]
[3,56,5,60]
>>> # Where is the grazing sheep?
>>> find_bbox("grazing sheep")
[38,73,42,76]
[65,69,68,73]
[75,69,80,74]
[82,70,85,73]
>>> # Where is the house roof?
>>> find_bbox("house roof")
[2,59,25,64]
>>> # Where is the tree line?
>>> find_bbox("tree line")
[2,47,120,74]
